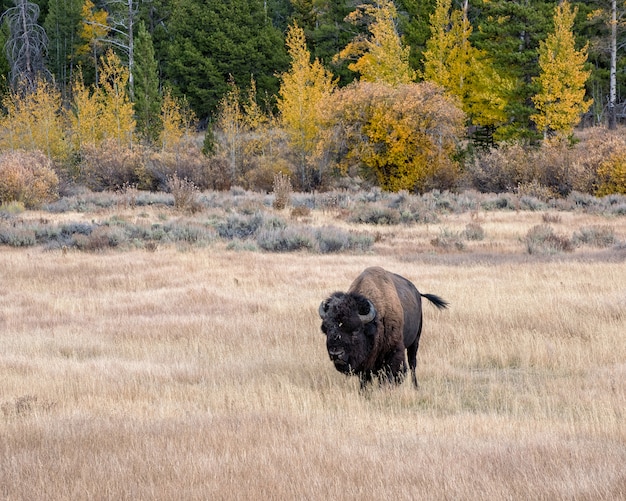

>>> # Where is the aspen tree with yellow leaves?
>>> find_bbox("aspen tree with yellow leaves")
[159,89,195,152]
[0,79,68,161]
[215,78,244,183]
[78,0,110,83]
[335,0,415,86]
[277,23,336,190]
[68,51,135,149]
[531,1,592,138]
[422,0,510,137]
[69,70,101,151]
[211,75,281,188]
[319,81,465,192]
[96,50,135,148]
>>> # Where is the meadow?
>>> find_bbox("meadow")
[1,190,625,500]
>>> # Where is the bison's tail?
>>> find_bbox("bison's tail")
[421,293,449,310]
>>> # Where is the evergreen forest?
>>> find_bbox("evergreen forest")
[1,0,626,203]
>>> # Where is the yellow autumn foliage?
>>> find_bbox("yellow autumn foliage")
[69,71,100,150]
[0,80,69,161]
[335,0,415,86]
[422,0,510,129]
[531,1,592,137]
[319,81,465,192]
[596,153,626,195]
[278,23,336,188]
[97,50,135,147]
[160,89,195,152]
[77,0,109,57]
[68,52,135,150]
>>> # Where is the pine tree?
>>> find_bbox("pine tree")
[44,0,83,101]
[277,23,336,190]
[395,0,438,74]
[472,0,555,140]
[163,0,288,119]
[133,21,161,144]
[292,0,361,86]
[335,0,415,86]
[531,1,592,138]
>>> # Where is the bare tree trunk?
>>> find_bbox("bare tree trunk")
[127,0,134,101]
[608,0,617,130]
[1,0,49,92]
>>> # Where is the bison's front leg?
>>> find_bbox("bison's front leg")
[359,371,374,391]
[381,347,408,385]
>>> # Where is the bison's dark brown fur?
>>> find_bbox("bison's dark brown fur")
[319,267,448,389]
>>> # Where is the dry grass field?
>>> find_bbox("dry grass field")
[1,204,625,500]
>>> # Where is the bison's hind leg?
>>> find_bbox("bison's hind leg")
[406,320,422,388]
[406,342,418,388]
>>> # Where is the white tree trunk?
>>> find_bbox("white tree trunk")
[609,0,617,129]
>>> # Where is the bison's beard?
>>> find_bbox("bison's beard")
[327,344,369,376]
[332,358,352,374]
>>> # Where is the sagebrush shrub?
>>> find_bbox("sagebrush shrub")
[462,223,485,241]
[542,213,562,224]
[525,224,573,254]
[256,226,315,252]
[349,204,401,225]
[431,228,465,251]
[290,205,311,219]
[216,213,266,239]
[0,151,59,208]
[572,225,616,248]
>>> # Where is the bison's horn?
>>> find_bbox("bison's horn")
[318,301,328,319]
[358,300,376,324]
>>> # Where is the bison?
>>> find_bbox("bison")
[318,266,448,389]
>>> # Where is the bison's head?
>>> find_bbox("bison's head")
[318,292,377,374]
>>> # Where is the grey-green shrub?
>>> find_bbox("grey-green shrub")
[572,225,616,248]
[349,205,401,225]
[257,226,315,252]
[525,225,573,254]
[216,213,265,239]
[462,223,485,241]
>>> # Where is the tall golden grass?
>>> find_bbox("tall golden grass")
[1,209,625,500]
